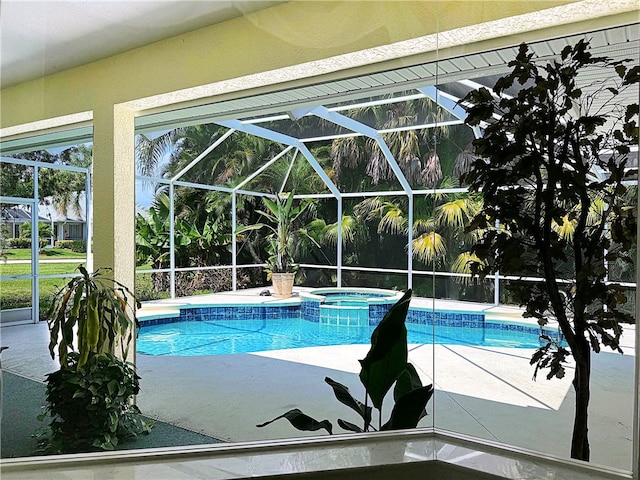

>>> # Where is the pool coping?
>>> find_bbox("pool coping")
[136,288,565,353]
[136,289,557,333]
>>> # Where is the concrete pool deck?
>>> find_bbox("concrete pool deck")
[0,289,636,470]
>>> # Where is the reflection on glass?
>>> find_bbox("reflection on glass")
[126,22,636,468]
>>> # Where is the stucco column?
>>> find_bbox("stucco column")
[91,104,136,293]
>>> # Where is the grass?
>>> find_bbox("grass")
[0,263,83,311]
[2,248,86,260]
[1,249,89,311]
[1,261,161,311]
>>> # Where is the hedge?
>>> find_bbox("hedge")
[6,237,48,249]
[54,240,86,252]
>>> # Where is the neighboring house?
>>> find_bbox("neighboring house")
[0,206,31,239]
[0,193,87,243]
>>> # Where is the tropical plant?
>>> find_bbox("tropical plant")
[460,40,638,461]
[39,352,149,453]
[351,179,482,295]
[241,191,318,277]
[257,289,434,434]
[19,221,52,243]
[330,96,452,188]
[39,265,152,453]
[135,125,305,289]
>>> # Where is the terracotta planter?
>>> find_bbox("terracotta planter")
[271,272,295,298]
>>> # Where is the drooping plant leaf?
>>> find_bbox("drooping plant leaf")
[337,419,364,433]
[380,384,434,431]
[256,408,333,434]
[324,377,372,426]
[45,265,139,371]
[257,290,433,436]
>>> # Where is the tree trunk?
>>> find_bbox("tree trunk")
[571,340,591,461]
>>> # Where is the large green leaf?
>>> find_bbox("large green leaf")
[359,289,412,409]
[394,364,428,421]
[380,384,434,431]
[337,419,364,433]
[394,363,423,402]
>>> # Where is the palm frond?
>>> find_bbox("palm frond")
[451,251,486,285]
[379,205,407,235]
[454,142,481,177]
[412,217,437,234]
[436,198,471,230]
[553,214,577,241]
[412,231,446,264]
[421,150,442,188]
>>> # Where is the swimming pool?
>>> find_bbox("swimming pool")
[137,315,558,356]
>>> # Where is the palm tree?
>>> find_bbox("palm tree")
[330,95,459,188]
[353,181,480,272]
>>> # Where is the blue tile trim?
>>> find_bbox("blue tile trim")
[138,303,566,348]
[140,304,487,331]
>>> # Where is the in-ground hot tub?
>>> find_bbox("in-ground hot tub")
[299,287,404,326]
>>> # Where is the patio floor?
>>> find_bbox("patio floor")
[0,290,635,470]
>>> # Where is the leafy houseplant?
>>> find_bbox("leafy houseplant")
[460,40,638,461]
[258,289,434,434]
[39,265,152,453]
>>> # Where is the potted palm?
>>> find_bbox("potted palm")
[259,192,311,297]
[38,265,152,453]
[239,192,314,297]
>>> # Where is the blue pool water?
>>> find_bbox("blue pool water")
[137,317,551,356]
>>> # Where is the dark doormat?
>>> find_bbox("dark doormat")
[1,370,221,459]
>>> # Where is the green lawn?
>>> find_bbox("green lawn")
[0,263,82,311]
[2,248,86,260]
[1,260,162,311]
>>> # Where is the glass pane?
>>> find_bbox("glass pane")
[0,202,33,322]
[0,163,34,198]
[431,25,639,471]
[135,270,170,302]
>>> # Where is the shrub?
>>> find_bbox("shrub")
[7,237,31,249]
[54,240,86,252]
[39,352,152,452]
[5,237,49,249]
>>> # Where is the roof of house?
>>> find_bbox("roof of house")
[1,193,86,223]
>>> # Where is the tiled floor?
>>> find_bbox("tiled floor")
[1,290,636,478]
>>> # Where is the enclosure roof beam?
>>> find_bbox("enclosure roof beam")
[417,86,468,121]
[279,148,298,194]
[457,79,513,100]
[0,155,89,174]
[217,119,341,198]
[217,119,299,149]
[295,106,412,195]
[296,142,341,198]
[171,128,235,182]
[234,146,295,192]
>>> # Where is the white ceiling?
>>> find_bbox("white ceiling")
[0,0,284,89]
